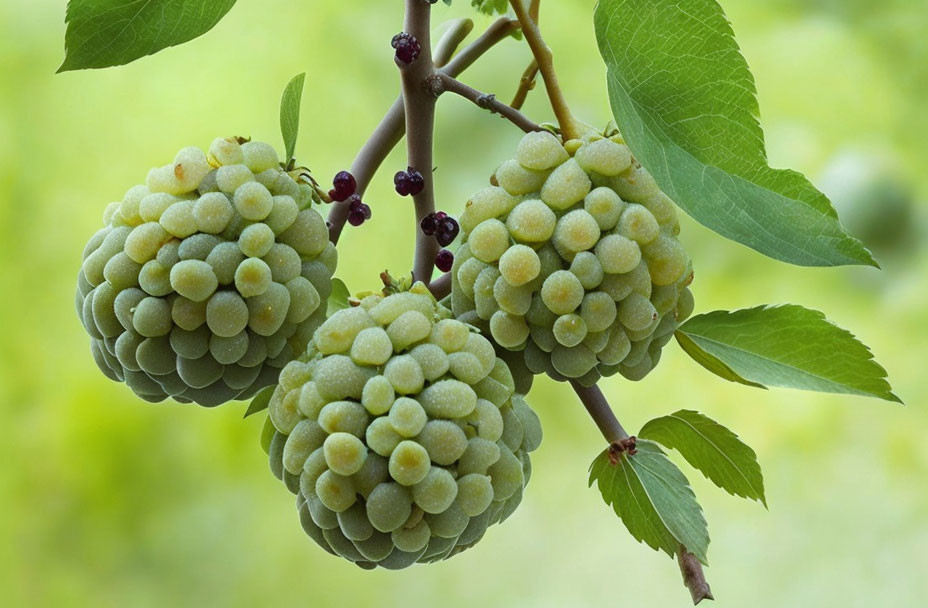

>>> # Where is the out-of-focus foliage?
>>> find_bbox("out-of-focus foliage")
[0,0,925,607]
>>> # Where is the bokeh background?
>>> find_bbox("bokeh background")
[1,1,926,606]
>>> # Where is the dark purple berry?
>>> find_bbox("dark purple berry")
[347,193,363,211]
[360,204,372,220]
[394,171,411,196]
[348,209,366,226]
[435,250,454,273]
[435,211,447,221]
[330,171,357,202]
[420,213,438,236]
[436,217,460,247]
[406,169,425,196]
[391,32,421,65]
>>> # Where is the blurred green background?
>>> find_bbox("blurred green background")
[1,1,926,606]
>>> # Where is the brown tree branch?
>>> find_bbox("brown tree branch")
[429,73,542,134]
[571,381,714,605]
[400,0,439,285]
[327,17,518,245]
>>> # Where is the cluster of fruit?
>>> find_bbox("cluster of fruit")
[265,284,541,568]
[450,130,694,385]
[76,138,336,405]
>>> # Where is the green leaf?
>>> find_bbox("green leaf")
[59,0,238,72]
[327,278,350,317]
[471,0,510,16]
[675,331,765,390]
[677,305,901,402]
[589,439,710,563]
[594,0,875,268]
[260,415,276,456]
[280,73,306,164]
[244,385,275,419]
[640,410,766,506]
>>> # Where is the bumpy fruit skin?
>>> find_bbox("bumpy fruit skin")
[265,284,541,569]
[76,138,336,406]
[452,130,694,386]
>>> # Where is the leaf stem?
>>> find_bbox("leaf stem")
[429,73,542,134]
[509,0,580,140]
[571,381,714,605]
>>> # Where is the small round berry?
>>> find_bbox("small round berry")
[420,213,438,236]
[360,204,372,220]
[331,171,357,202]
[436,217,460,247]
[347,194,363,211]
[435,249,454,273]
[391,32,421,65]
[348,209,366,227]
[394,171,411,196]
[406,168,425,196]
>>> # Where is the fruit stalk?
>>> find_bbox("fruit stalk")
[509,0,580,140]
[572,381,712,604]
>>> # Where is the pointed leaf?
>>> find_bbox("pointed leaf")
[280,73,306,163]
[594,0,875,267]
[59,0,238,72]
[678,305,901,402]
[327,278,350,316]
[640,410,766,506]
[244,385,274,418]
[589,439,710,563]
[675,331,765,389]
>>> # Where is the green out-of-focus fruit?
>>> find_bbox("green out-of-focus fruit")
[265,283,541,568]
[77,138,335,406]
[453,130,694,385]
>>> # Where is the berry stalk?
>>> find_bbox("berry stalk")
[509,0,580,140]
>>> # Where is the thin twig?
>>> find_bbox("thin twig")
[509,0,579,140]
[433,18,475,69]
[400,0,439,284]
[678,547,714,604]
[510,59,539,111]
[571,381,714,605]
[327,17,517,245]
[430,73,541,134]
[428,272,451,299]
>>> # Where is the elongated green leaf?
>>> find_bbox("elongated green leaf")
[594,0,875,268]
[640,410,766,506]
[244,385,275,418]
[675,331,765,389]
[280,73,306,164]
[678,305,900,402]
[589,439,710,563]
[59,0,237,72]
[327,278,350,316]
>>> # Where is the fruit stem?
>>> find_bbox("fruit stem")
[400,0,439,284]
[429,73,542,134]
[327,17,517,246]
[428,272,451,299]
[569,381,628,443]
[571,381,714,604]
[509,0,580,141]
